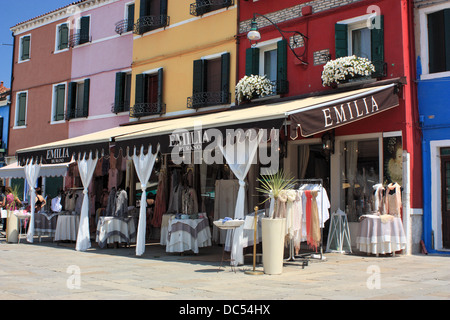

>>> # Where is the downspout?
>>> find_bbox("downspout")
[235,0,240,106]
[7,32,15,165]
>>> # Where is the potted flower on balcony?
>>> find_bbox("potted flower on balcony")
[235,74,274,104]
[321,55,376,88]
[257,170,295,275]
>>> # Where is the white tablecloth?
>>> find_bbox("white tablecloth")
[54,215,79,241]
[166,218,211,254]
[356,214,406,255]
[96,216,136,248]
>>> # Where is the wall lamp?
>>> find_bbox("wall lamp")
[322,130,335,156]
[247,13,308,65]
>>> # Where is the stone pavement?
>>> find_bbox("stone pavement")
[1,235,449,302]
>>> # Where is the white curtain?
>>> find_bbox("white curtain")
[25,160,41,243]
[76,153,98,252]
[218,129,264,266]
[132,145,159,256]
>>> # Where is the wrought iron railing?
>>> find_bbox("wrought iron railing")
[130,102,166,118]
[66,108,88,120]
[190,0,234,16]
[111,101,131,114]
[134,15,170,35]
[69,33,91,47]
[187,91,231,109]
[115,19,134,35]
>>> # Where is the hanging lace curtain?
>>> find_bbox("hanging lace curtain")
[76,152,98,252]
[25,159,41,243]
[132,144,160,256]
[218,129,264,266]
[345,141,359,222]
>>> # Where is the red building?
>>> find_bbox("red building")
[237,0,421,253]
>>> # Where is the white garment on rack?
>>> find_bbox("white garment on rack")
[51,196,62,212]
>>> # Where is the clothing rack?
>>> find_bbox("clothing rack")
[286,178,325,267]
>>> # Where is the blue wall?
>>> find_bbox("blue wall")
[418,75,450,254]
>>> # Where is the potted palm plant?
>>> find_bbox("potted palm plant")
[257,170,295,275]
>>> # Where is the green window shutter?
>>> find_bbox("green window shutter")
[55,84,66,121]
[58,24,69,50]
[135,74,145,105]
[335,23,348,59]
[17,93,27,126]
[157,68,164,113]
[160,0,168,26]
[444,9,450,71]
[21,36,30,61]
[193,59,205,108]
[221,52,230,104]
[127,4,135,32]
[67,82,77,119]
[139,0,151,34]
[245,47,260,76]
[277,39,288,94]
[79,16,90,44]
[371,15,385,77]
[115,72,126,112]
[83,79,90,117]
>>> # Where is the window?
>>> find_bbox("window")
[340,138,380,222]
[427,9,450,74]
[133,68,164,117]
[15,91,27,127]
[113,72,132,113]
[70,16,90,47]
[335,15,385,77]
[245,39,288,95]
[52,83,66,122]
[126,3,135,32]
[190,0,234,16]
[56,23,69,52]
[136,0,168,34]
[19,35,31,62]
[67,79,90,120]
[189,52,230,108]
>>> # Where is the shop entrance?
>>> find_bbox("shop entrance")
[441,148,450,249]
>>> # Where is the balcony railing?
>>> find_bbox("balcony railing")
[115,19,134,35]
[190,0,234,16]
[134,15,170,35]
[111,101,131,114]
[130,102,166,118]
[187,91,231,109]
[69,33,91,47]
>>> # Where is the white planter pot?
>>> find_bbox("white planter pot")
[261,218,286,275]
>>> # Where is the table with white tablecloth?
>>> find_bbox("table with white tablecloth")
[356,214,406,255]
[166,217,211,254]
[54,215,80,242]
[96,216,136,248]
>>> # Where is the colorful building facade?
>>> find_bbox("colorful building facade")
[414,0,450,254]
[238,0,422,253]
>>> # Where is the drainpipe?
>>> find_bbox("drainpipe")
[7,32,15,165]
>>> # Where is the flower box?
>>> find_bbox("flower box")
[321,55,376,88]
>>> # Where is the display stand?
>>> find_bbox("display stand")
[213,219,244,273]
[245,207,264,276]
[326,209,352,253]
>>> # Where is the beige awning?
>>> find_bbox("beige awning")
[16,83,399,164]
[0,161,74,179]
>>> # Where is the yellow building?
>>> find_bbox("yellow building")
[130,0,237,119]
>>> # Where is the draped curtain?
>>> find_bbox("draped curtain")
[345,141,359,222]
[25,160,41,243]
[218,129,263,266]
[76,153,98,252]
[132,145,159,256]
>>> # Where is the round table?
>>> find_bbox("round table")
[54,215,80,242]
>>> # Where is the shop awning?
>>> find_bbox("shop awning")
[16,82,400,164]
[0,161,74,179]
[286,83,400,137]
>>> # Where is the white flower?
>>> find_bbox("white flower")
[321,55,375,87]
[235,75,274,104]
